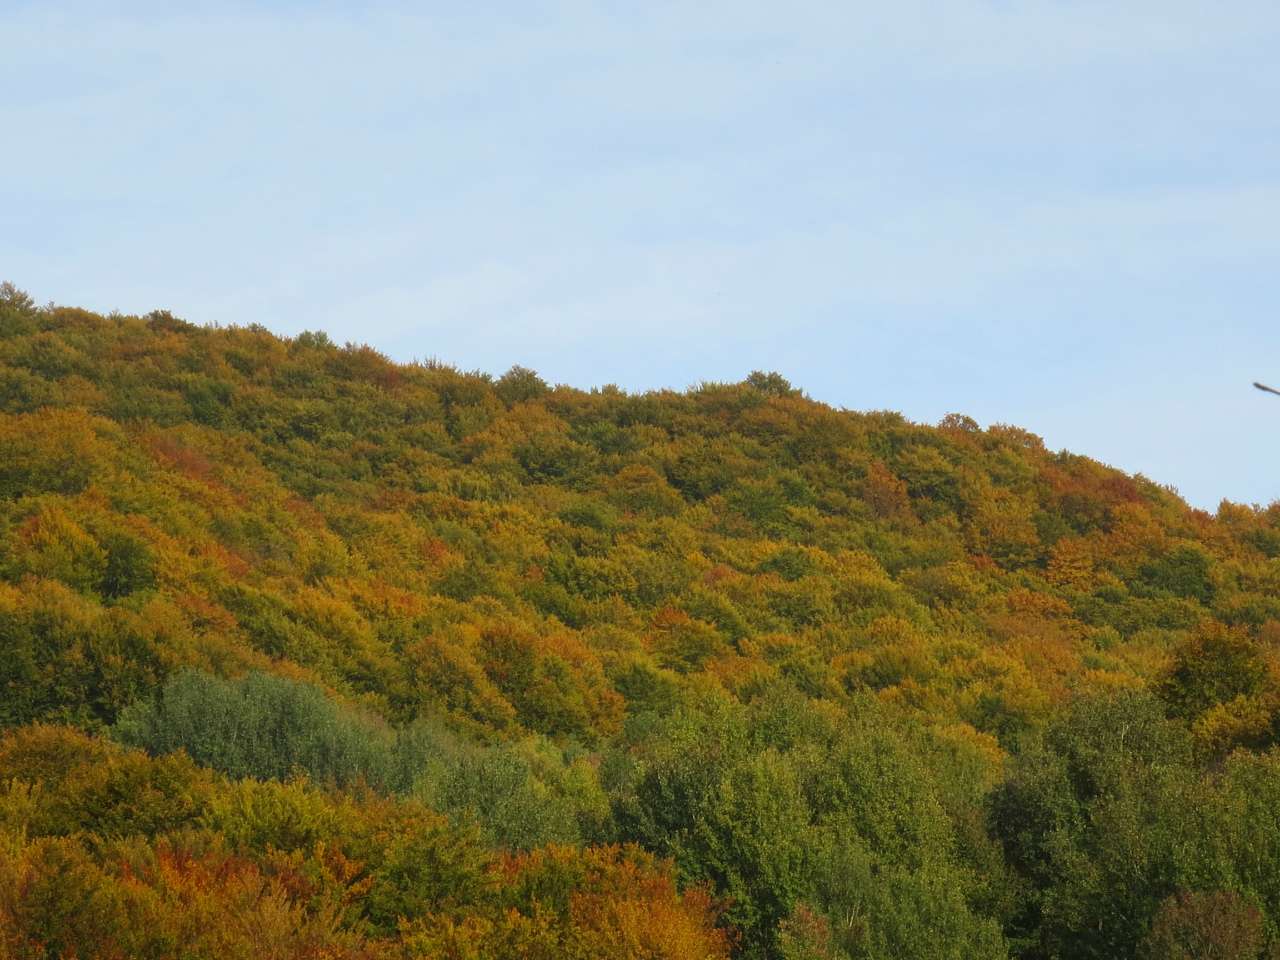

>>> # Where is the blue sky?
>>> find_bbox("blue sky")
[3,1,1278,509]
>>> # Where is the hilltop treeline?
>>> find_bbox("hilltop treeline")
[2,282,1280,958]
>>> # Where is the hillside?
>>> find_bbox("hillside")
[3,282,1280,959]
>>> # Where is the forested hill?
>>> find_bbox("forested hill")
[3,282,1280,959]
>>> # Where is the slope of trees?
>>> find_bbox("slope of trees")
[2,282,1280,957]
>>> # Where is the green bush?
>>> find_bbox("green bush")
[113,670,393,789]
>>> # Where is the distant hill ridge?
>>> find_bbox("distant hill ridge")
[3,283,1280,958]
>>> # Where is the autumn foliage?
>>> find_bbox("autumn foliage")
[3,283,1280,957]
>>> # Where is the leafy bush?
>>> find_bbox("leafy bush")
[114,670,394,789]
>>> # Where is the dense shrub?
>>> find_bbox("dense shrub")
[114,670,394,789]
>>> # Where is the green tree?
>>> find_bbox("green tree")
[114,670,393,789]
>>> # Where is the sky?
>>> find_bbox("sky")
[3,1,1279,510]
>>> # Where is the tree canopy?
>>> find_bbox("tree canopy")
[3,286,1280,957]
